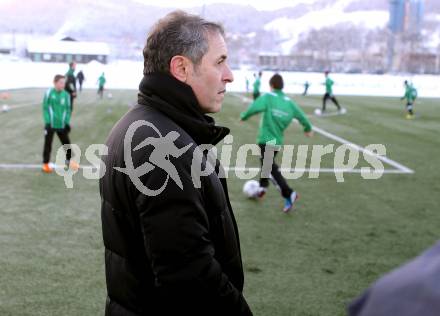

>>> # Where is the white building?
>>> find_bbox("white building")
[27,37,110,64]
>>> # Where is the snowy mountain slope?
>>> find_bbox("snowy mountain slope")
[265,10,389,54]
[0,0,438,60]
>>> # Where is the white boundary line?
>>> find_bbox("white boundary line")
[312,126,414,174]
[9,102,40,109]
[313,111,346,117]
[225,167,408,174]
[1,94,99,112]
[0,163,409,174]
[232,92,414,174]
[233,93,253,104]
[1,102,40,110]
[0,163,97,170]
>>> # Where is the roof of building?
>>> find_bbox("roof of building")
[27,39,110,55]
[0,35,14,49]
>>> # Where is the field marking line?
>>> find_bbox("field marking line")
[0,163,410,175]
[1,94,99,111]
[232,93,253,104]
[232,93,414,174]
[225,167,409,174]
[0,163,98,170]
[311,126,413,174]
[3,102,40,110]
[313,111,346,117]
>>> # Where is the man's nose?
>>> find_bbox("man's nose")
[223,65,234,83]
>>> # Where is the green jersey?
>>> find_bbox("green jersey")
[253,77,261,94]
[240,90,312,145]
[66,68,75,77]
[403,84,417,103]
[42,88,71,129]
[325,77,334,94]
[98,75,106,88]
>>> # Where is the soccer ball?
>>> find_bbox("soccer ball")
[107,93,113,99]
[1,104,10,112]
[314,108,322,115]
[242,180,261,199]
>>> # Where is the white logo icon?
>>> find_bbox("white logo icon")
[115,120,192,196]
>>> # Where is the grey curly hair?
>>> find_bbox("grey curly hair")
[143,10,224,75]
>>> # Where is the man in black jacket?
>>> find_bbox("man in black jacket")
[100,10,253,316]
[76,70,85,92]
[65,62,77,112]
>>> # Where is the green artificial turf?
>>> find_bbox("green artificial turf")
[0,89,439,315]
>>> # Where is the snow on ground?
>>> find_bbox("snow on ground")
[1,60,439,98]
[235,70,440,98]
[0,59,143,91]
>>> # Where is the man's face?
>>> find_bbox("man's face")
[186,32,234,113]
[54,78,65,91]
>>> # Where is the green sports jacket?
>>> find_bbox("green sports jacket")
[42,88,71,129]
[403,85,418,103]
[325,77,334,94]
[240,90,312,145]
[98,75,106,88]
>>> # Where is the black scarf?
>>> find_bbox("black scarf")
[138,73,229,146]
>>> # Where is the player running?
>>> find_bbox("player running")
[240,73,313,213]
[252,71,262,100]
[302,81,310,96]
[401,80,417,119]
[97,72,106,99]
[322,71,342,113]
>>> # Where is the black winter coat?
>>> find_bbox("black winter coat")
[65,71,76,95]
[100,73,252,316]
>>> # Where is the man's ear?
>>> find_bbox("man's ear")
[170,55,190,82]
